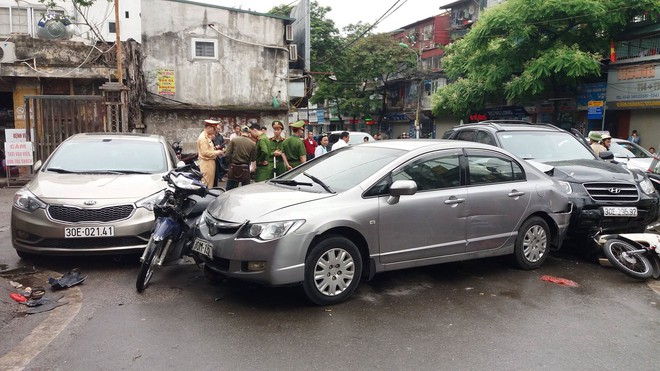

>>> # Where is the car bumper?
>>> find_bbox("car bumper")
[549,205,572,247]
[11,207,154,255]
[567,197,660,235]
[191,219,313,286]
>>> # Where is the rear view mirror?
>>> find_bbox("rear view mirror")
[387,180,417,205]
[33,160,42,172]
[599,151,614,160]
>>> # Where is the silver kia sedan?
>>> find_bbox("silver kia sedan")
[11,133,176,258]
[192,140,571,305]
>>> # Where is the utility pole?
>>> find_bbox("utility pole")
[114,0,123,84]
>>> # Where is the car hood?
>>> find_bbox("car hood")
[207,183,334,222]
[617,157,653,172]
[28,172,166,200]
[547,159,635,183]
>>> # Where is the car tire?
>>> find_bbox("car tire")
[302,236,362,306]
[512,216,550,270]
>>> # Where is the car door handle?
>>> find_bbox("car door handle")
[508,190,525,197]
[444,197,465,205]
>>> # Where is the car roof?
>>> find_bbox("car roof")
[66,132,164,143]
[451,120,564,133]
[360,138,509,153]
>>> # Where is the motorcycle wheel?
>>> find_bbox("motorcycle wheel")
[136,239,164,292]
[603,239,653,280]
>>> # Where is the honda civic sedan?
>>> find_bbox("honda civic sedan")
[192,140,572,305]
[11,133,177,258]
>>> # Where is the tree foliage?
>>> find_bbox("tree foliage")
[433,0,660,117]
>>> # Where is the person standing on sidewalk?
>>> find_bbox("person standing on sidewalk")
[224,126,256,190]
[269,121,289,177]
[196,119,225,187]
[282,120,307,171]
[253,122,272,182]
[303,131,318,161]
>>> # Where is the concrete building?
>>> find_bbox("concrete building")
[140,0,292,151]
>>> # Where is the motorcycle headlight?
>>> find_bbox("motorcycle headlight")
[170,173,203,190]
[238,220,305,241]
[13,188,47,212]
[136,189,166,211]
[557,181,572,195]
[639,178,655,195]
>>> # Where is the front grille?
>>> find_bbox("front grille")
[48,204,135,223]
[583,183,639,202]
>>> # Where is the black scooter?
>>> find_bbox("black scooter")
[136,164,223,292]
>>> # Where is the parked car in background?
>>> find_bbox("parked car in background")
[11,133,177,258]
[610,138,657,172]
[443,121,660,237]
[192,140,571,305]
[323,131,375,149]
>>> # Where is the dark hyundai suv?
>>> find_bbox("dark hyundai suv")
[444,121,659,237]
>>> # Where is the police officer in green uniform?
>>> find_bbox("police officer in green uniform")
[252,123,272,182]
[269,120,289,176]
[282,120,307,171]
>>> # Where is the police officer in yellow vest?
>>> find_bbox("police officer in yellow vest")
[196,119,224,186]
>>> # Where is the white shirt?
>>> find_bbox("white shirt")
[332,139,348,151]
[314,145,328,157]
[229,133,238,141]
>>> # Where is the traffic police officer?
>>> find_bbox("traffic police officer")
[282,120,307,171]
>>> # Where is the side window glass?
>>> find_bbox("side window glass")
[456,130,476,141]
[476,131,494,145]
[468,155,525,185]
[392,155,461,191]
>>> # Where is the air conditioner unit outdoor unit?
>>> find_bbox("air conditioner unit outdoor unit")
[285,25,294,41]
[288,44,297,62]
[0,42,17,63]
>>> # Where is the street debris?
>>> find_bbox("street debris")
[48,268,86,290]
[9,292,27,303]
[540,275,579,287]
[25,295,68,314]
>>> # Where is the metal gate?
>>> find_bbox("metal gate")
[25,95,106,162]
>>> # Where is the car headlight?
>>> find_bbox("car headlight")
[238,220,305,241]
[639,178,655,195]
[136,189,166,211]
[13,188,47,212]
[557,181,572,194]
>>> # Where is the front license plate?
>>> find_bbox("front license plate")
[603,207,638,217]
[64,226,114,238]
[192,238,213,260]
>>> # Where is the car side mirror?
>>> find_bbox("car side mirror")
[387,180,417,205]
[33,160,42,172]
[599,150,614,160]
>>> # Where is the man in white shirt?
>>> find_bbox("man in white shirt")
[229,124,241,141]
[332,131,350,151]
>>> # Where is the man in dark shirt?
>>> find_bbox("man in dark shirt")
[224,126,256,190]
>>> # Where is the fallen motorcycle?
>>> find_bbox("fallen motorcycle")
[171,140,199,165]
[136,164,223,292]
[595,232,660,280]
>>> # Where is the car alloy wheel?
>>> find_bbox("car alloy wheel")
[303,236,363,305]
[513,216,550,270]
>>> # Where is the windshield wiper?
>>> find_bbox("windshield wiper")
[269,179,313,187]
[103,170,151,174]
[303,172,335,194]
[46,168,81,173]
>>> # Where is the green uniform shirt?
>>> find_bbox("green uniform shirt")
[269,136,287,176]
[254,133,272,182]
[282,136,306,169]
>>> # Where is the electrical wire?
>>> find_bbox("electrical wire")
[19,43,98,78]
[208,24,289,51]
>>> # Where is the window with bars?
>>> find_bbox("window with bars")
[192,38,217,59]
[0,7,32,35]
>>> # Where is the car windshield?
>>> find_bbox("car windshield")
[45,139,168,174]
[611,140,652,158]
[275,146,404,193]
[497,131,596,163]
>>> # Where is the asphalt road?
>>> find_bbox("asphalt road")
[1,186,659,370]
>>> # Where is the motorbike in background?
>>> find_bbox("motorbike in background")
[136,164,223,292]
[171,140,199,165]
[595,232,660,280]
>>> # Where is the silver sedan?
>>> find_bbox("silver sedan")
[192,140,571,305]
